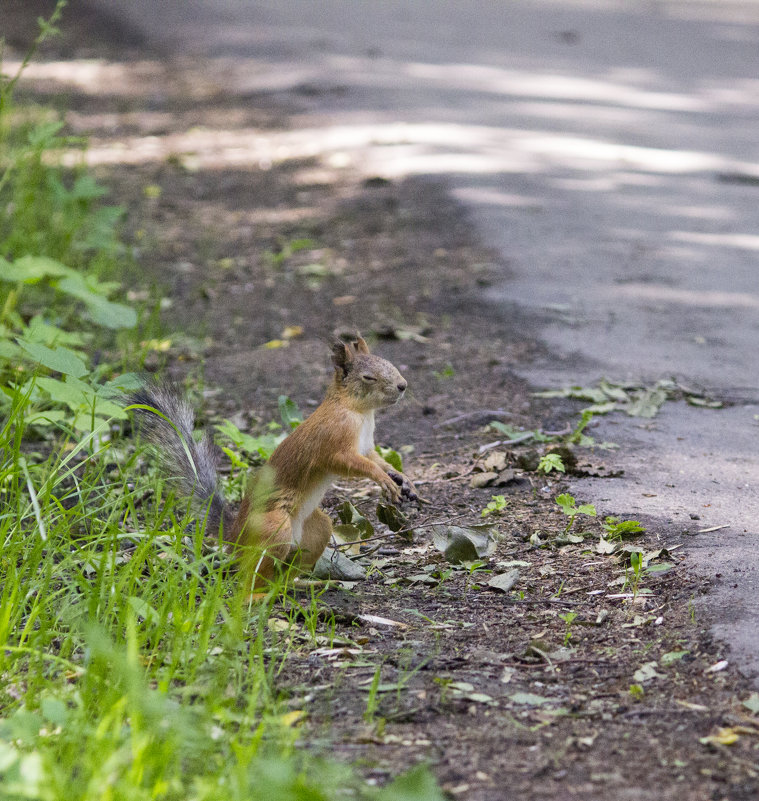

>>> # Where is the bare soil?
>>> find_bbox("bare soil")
[7,4,759,799]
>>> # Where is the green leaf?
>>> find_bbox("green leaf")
[555,493,576,514]
[376,444,403,471]
[56,274,137,329]
[70,174,108,200]
[742,692,759,715]
[603,517,645,538]
[24,316,86,347]
[337,501,374,539]
[23,410,68,426]
[127,596,160,625]
[537,453,565,474]
[661,650,689,667]
[686,395,722,409]
[376,502,408,532]
[645,561,675,574]
[576,504,597,517]
[27,119,64,147]
[508,691,554,706]
[626,387,667,418]
[0,255,72,283]
[481,494,508,517]
[278,394,303,429]
[19,342,88,377]
[34,376,90,410]
[40,697,69,728]
[215,419,284,461]
[0,339,22,360]
[379,766,446,801]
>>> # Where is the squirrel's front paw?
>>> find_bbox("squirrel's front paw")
[381,472,403,501]
[388,471,418,503]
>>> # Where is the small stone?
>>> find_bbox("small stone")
[482,451,508,472]
[470,471,498,488]
[493,468,516,486]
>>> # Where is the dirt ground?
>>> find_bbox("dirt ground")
[6,4,759,799]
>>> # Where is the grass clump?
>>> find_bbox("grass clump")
[0,9,441,800]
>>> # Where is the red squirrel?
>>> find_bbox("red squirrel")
[132,334,417,589]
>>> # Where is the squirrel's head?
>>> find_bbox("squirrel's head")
[331,334,407,412]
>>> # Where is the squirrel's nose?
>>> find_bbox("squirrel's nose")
[397,381,407,393]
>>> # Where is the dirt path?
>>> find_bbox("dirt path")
[7,2,759,798]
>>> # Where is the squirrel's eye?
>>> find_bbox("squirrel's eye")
[361,374,377,382]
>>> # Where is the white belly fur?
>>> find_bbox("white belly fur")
[290,412,375,545]
[290,475,334,545]
[358,411,375,455]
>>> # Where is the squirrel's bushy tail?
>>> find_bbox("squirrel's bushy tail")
[130,382,231,539]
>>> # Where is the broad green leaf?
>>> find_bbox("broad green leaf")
[56,275,136,329]
[19,342,88,377]
[24,316,86,347]
[0,255,72,283]
[376,444,402,471]
[34,376,90,410]
[24,410,68,426]
[216,419,284,460]
[0,339,22,360]
[127,596,160,625]
[40,697,69,728]
[0,741,19,773]
[537,453,565,474]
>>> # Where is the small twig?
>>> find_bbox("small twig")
[333,529,398,549]
[529,645,557,673]
[394,511,473,536]
[478,433,533,454]
[434,409,513,429]
[543,425,572,437]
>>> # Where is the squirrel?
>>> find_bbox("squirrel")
[131,334,417,590]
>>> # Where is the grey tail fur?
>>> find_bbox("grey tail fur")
[128,381,233,539]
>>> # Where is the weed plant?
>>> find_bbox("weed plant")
[0,9,440,799]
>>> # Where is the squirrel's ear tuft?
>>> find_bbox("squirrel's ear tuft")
[332,339,354,377]
[353,333,370,354]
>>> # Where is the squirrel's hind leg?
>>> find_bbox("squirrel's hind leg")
[298,508,333,570]
[240,509,293,591]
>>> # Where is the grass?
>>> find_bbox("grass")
[0,9,442,800]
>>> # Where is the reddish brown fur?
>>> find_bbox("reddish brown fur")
[232,335,415,590]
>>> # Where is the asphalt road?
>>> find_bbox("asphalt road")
[92,0,759,682]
